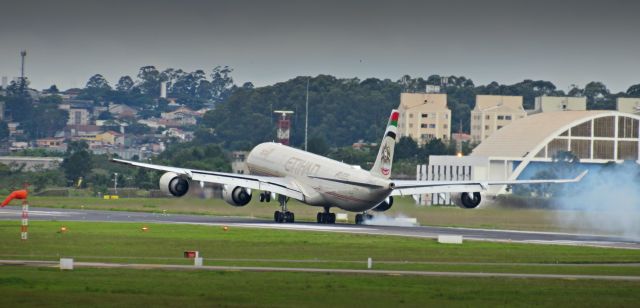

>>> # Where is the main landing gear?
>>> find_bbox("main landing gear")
[317,207,336,224]
[273,194,294,223]
[354,212,373,225]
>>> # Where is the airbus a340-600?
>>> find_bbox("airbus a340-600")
[113,110,585,224]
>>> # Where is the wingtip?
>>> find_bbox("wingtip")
[576,170,588,181]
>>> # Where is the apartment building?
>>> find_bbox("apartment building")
[617,97,640,115]
[471,95,526,143]
[397,93,451,145]
[535,96,586,112]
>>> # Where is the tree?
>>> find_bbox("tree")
[209,66,235,102]
[4,95,33,122]
[39,94,62,105]
[23,104,68,138]
[136,66,161,95]
[584,81,612,109]
[307,134,330,156]
[83,74,112,103]
[157,143,230,172]
[6,78,30,96]
[422,138,450,158]
[86,74,112,90]
[395,136,419,160]
[47,84,59,93]
[116,76,134,92]
[568,84,584,97]
[327,147,376,169]
[61,141,93,186]
[627,84,640,97]
[125,123,152,135]
[0,121,9,142]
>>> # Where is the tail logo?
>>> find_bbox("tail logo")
[380,144,392,175]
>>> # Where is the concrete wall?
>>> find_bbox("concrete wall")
[0,156,63,171]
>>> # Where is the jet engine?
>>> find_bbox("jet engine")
[452,192,482,209]
[372,196,393,212]
[222,185,252,207]
[159,172,190,197]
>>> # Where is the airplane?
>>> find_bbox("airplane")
[113,109,586,225]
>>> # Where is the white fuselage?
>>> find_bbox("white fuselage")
[246,142,393,212]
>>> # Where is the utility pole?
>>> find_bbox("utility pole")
[304,78,309,151]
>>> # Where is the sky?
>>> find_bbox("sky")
[0,0,638,92]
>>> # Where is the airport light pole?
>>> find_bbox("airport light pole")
[113,172,118,195]
[304,77,309,151]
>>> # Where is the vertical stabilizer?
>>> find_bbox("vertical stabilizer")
[370,110,399,179]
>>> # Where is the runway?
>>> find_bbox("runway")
[1,206,639,249]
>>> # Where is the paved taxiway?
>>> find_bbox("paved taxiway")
[1,206,639,249]
[3,259,640,281]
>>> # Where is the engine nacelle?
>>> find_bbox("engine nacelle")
[159,172,190,197]
[222,185,252,207]
[452,192,482,209]
[372,196,393,212]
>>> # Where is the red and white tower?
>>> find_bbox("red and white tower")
[274,110,294,145]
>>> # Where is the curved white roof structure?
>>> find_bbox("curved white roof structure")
[470,110,640,186]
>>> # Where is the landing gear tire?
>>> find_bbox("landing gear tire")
[355,213,372,225]
[285,211,294,223]
[274,211,283,223]
[274,195,294,223]
[274,210,294,223]
[316,211,336,224]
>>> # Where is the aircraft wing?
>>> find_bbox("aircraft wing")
[390,170,587,196]
[111,159,305,200]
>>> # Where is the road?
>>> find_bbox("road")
[1,206,639,249]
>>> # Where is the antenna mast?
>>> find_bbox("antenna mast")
[20,50,27,93]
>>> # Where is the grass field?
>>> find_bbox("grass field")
[1,221,640,268]
[2,267,640,307]
[1,221,640,306]
[21,195,599,234]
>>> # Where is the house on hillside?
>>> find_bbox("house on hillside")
[160,106,199,126]
[95,131,125,146]
[108,103,138,119]
[162,127,193,142]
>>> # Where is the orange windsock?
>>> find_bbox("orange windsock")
[1,190,28,207]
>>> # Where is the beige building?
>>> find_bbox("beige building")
[534,96,586,112]
[231,151,250,174]
[67,107,91,126]
[397,93,451,144]
[616,97,640,115]
[471,95,526,143]
[95,131,124,146]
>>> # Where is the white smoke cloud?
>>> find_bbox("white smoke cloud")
[552,163,640,240]
[363,213,419,227]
